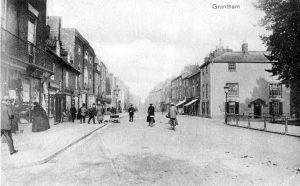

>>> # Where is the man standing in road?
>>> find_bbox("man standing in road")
[128,104,135,122]
[70,104,77,123]
[88,103,97,124]
[1,96,18,155]
[80,103,87,124]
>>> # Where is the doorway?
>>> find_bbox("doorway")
[254,103,262,118]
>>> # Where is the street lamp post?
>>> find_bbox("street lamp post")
[224,86,229,124]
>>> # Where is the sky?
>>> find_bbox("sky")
[47,0,268,101]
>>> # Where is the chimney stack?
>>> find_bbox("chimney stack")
[242,43,248,54]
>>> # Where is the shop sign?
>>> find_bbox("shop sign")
[49,82,60,89]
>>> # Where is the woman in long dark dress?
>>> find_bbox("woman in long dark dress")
[32,102,50,132]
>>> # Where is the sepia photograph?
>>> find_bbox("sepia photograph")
[1,0,300,185]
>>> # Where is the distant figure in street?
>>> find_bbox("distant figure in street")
[80,104,87,124]
[88,103,97,124]
[128,104,135,122]
[96,104,104,124]
[168,103,178,125]
[147,104,155,124]
[32,102,50,132]
[1,96,18,155]
[161,107,165,115]
[70,105,77,123]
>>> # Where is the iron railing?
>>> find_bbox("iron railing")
[225,113,300,137]
[1,28,53,72]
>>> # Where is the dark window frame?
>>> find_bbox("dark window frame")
[228,63,236,72]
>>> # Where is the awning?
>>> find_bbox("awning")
[176,99,186,107]
[184,99,198,107]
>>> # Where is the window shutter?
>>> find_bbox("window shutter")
[269,102,274,116]
[226,102,229,113]
[279,102,283,115]
[235,102,239,114]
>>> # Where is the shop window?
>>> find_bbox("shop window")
[228,63,236,72]
[226,83,239,97]
[269,83,282,98]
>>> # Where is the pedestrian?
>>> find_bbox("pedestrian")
[128,104,135,122]
[168,103,179,125]
[96,104,104,124]
[1,96,18,155]
[147,104,155,124]
[10,99,19,133]
[70,104,77,123]
[80,103,87,124]
[88,103,96,124]
[32,102,50,132]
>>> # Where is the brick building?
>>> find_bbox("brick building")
[1,0,54,114]
[60,28,96,108]
[45,16,80,121]
[183,70,201,116]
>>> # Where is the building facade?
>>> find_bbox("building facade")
[1,0,54,115]
[200,43,290,119]
[46,16,80,120]
[183,70,201,116]
[60,28,96,108]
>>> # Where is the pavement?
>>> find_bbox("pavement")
[1,113,125,170]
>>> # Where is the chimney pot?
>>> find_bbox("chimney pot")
[242,43,248,54]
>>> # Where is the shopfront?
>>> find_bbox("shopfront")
[48,82,60,117]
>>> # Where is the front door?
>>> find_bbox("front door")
[254,103,261,118]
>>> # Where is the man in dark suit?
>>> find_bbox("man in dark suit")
[88,103,97,124]
[128,104,135,122]
[1,96,18,155]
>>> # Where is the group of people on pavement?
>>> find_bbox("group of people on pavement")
[74,103,105,124]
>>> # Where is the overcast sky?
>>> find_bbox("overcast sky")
[47,0,267,101]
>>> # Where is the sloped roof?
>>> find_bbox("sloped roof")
[211,51,274,63]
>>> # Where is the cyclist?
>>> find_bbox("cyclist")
[147,104,155,126]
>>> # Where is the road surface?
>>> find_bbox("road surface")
[2,112,300,185]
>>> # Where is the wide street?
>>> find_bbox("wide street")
[2,112,300,186]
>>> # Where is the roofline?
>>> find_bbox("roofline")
[171,75,182,82]
[46,48,80,74]
[62,28,95,56]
